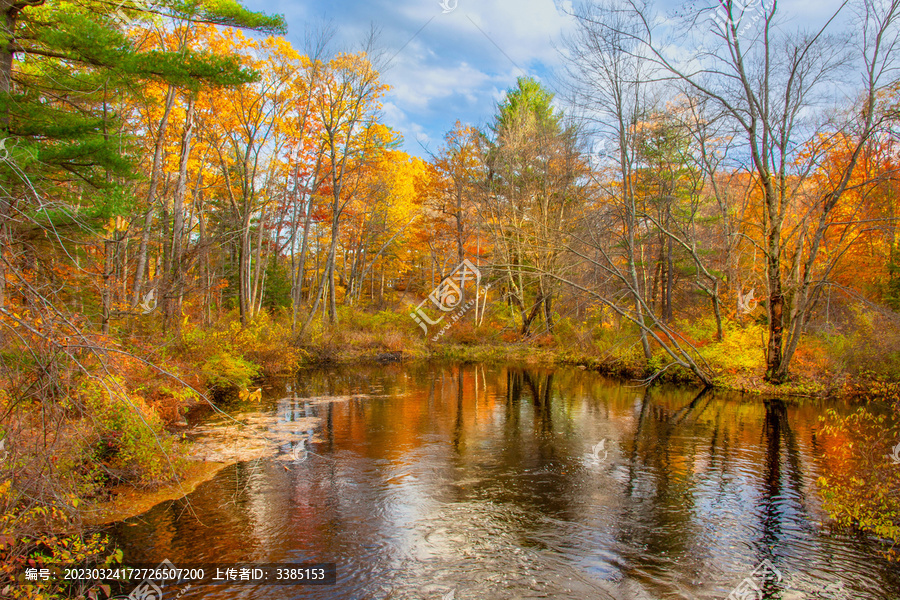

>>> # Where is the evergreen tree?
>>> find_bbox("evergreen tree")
[0,0,285,305]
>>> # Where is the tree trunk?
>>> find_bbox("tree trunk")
[627,206,653,361]
[324,186,340,323]
[165,95,194,326]
[251,203,267,314]
[711,280,723,342]
[764,196,785,382]
[0,1,15,130]
[665,234,673,323]
[102,238,114,334]
[292,193,313,331]
[0,2,16,308]
[132,86,176,307]
[238,208,252,325]
[198,187,210,327]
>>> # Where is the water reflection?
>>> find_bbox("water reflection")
[110,363,900,599]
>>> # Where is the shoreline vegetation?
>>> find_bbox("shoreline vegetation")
[77,304,900,529]
[2,305,900,596]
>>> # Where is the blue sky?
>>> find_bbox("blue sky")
[240,0,848,158]
[239,0,575,157]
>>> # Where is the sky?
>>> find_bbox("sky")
[239,0,850,159]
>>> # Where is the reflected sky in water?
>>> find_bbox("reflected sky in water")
[110,363,900,599]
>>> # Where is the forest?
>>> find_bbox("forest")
[1,0,900,597]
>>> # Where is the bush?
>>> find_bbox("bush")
[179,311,300,378]
[551,317,592,352]
[199,351,259,392]
[817,398,900,558]
[79,376,185,487]
[695,321,767,374]
[230,312,304,375]
[819,307,900,380]
[0,479,120,600]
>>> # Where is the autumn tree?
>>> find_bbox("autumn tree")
[483,76,585,336]
[593,0,900,383]
[571,0,900,382]
[633,103,735,341]
[304,43,389,326]
[563,3,657,359]
[431,121,485,266]
[196,31,300,324]
[343,149,427,306]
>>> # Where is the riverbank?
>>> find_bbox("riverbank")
[3,306,898,599]
[299,338,881,404]
[277,306,900,403]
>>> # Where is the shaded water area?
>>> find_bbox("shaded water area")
[110,363,900,599]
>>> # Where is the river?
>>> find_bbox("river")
[108,362,900,599]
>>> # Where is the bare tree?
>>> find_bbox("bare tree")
[570,0,900,382]
[563,0,658,358]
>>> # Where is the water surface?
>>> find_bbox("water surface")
[110,363,900,599]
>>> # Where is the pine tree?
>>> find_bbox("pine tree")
[0,0,285,306]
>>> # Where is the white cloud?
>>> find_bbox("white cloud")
[457,0,576,67]
[382,101,433,146]
[246,0,579,155]
[385,60,491,110]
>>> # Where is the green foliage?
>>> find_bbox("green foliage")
[79,377,185,486]
[817,401,900,558]
[199,351,259,392]
[263,261,292,310]
[2,0,276,201]
[487,301,522,334]
[0,479,120,599]
[173,0,287,34]
[495,76,562,133]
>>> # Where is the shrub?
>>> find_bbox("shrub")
[79,376,185,487]
[696,321,767,374]
[820,307,900,380]
[0,479,120,600]
[199,351,259,392]
[231,312,304,375]
[817,401,900,559]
